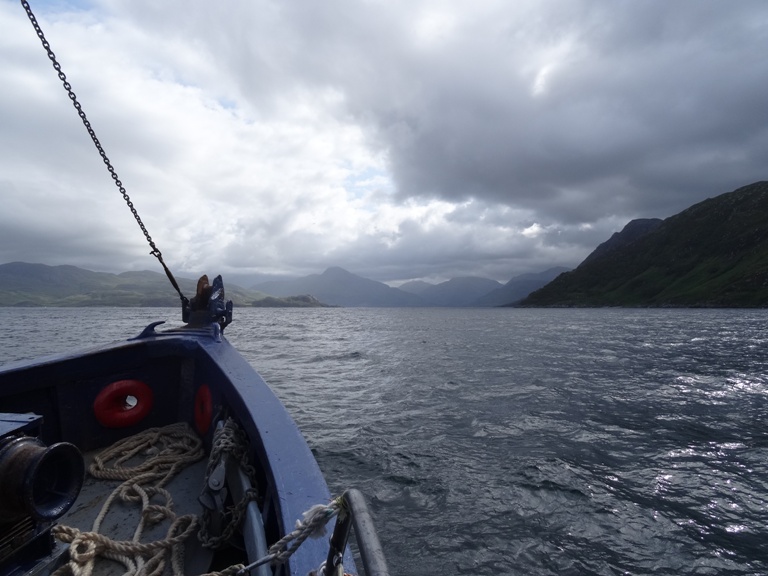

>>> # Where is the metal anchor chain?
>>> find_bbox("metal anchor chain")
[20,0,188,309]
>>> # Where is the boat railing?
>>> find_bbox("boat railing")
[323,489,390,576]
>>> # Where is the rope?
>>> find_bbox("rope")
[198,419,344,573]
[52,423,209,576]
[199,419,260,549]
[236,498,343,574]
[53,516,198,576]
[89,422,204,487]
[51,420,343,576]
[268,499,341,564]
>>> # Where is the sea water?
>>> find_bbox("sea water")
[1,307,767,575]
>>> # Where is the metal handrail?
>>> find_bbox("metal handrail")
[324,489,390,576]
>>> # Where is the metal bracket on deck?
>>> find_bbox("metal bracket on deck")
[183,275,233,332]
[198,459,228,538]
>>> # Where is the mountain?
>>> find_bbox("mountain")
[581,219,662,265]
[253,269,547,307]
[418,277,503,306]
[0,262,265,307]
[476,267,571,306]
[1,262,577,308]
[397,280,434,295]
[521,181,768,307]
[253,266,423,307]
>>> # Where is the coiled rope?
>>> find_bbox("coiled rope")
[52,423,211,576]
[51,421,343,576]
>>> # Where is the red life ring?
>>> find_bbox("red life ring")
[93,379,153,428]
[194,385,213,435]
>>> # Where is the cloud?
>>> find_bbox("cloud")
[1,0,767,285]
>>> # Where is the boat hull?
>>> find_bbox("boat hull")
[0,322,350,576]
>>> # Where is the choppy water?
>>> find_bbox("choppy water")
[2,307,768,575]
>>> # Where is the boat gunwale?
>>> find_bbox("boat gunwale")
[0,322,354,575]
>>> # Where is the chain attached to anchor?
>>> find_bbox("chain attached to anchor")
[20,0,189,309]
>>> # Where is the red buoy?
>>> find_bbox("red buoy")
[194,385,213,435]
[93,379,153,428]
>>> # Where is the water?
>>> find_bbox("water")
[2,307,768,575]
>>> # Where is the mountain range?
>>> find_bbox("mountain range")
[251,266,567,307]
[522,181,768,307]
[5,181,767,308]
[0,262,564,307]
[0,263,267,307]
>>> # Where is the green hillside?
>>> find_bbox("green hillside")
[0,263,266,307]
[522,181,768,307]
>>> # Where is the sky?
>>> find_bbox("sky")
[2,0,767,286]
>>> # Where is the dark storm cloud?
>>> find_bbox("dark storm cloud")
[268,0,768,224]
[3,0,767,283]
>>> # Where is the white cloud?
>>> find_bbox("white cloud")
[2,0,767,285]
[521,223,544,238]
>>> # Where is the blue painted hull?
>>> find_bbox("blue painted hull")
[0,321,351,576]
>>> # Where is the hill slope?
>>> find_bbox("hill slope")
[0,262,265,306]
[522,181,768,307]
[581,219,662,266]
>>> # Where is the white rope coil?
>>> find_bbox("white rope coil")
[53,421,343,576]
[53,422,207,576]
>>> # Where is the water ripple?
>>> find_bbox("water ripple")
[4,307,768,575]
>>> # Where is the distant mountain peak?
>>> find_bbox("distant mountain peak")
[321,266,354,278]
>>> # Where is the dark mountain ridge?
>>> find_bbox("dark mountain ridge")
[522,181,768,307]
[581,218,662,265]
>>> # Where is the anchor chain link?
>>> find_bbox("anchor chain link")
[19,0,188,307]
